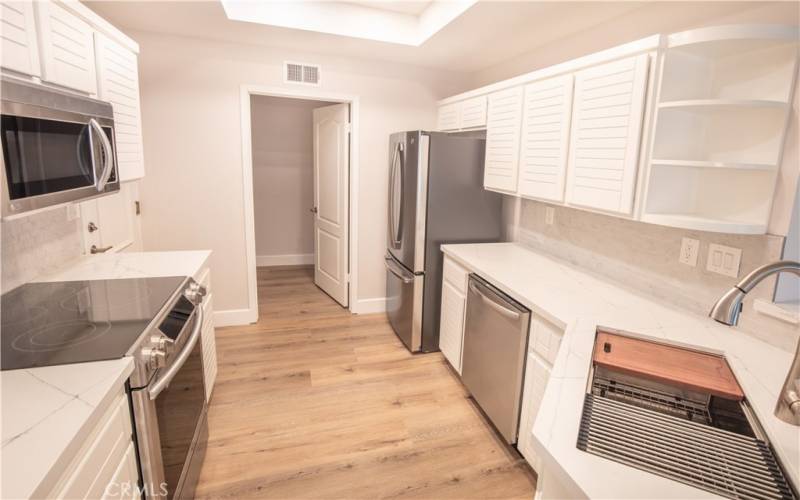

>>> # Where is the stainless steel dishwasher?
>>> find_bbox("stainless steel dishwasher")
[462,274,531,444]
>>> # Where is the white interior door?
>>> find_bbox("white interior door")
[312,103,350,307]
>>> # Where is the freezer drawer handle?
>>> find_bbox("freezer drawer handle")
[385,257,414,284]
[469,281,521,320]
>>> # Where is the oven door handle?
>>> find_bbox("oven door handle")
[89,118,114,192]
[148,304,204,400]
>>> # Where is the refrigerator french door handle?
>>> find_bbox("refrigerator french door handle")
[389,142,404,249]
[388,144,397,247]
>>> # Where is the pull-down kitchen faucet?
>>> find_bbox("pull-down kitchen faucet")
[710,260,800,425]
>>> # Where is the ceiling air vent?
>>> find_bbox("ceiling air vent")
[285,62,320,86]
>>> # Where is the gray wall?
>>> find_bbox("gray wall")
[250,96,334,262]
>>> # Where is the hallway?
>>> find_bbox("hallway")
[195,266,536,499]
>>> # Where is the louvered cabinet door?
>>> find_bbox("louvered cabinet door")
[565,54,649,214]
[484,86,524,192]
[0,1,40,76]
[518,75,574,202]
[95,33,145,180]
[35,1,97,94]
[459,96,487,129]
[437,102,460,131]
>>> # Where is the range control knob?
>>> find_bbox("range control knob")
[142,347,167,369]
[150,335,175,354]
[189,282,207,297]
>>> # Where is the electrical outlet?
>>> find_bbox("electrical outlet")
[706,243,742,278]
[679,237,699,267]
[545,206,555,225]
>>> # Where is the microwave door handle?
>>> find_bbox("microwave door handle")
[148,304,204,400]
[89,119,113,191]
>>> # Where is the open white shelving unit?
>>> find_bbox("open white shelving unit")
[641,25,799,234]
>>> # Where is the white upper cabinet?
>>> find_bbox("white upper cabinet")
[95,32,145,181]
[0,1,41,76]
[35,1,97,94]
[484,86,524,193]
[565,54,649,215]
[437,96,487,131]
[437,102,460,131]
[518,75,574,202]
[459,95,487,129]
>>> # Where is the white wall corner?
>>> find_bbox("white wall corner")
[352,297,387,314]
[256,253,314,267]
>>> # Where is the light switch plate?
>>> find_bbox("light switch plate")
[545,206,555,225]
[707,243,742,278]
[679,237,699,267]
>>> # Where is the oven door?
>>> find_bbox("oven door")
[1,87,119,218]
[131,307,207,499]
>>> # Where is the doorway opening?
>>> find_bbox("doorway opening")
[240,86,360,321]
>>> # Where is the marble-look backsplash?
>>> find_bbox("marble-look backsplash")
[507,198,798,352]
[1,207,84,294]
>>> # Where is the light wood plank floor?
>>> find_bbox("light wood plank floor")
[196,266,536,499]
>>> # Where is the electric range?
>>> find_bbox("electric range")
[1,275,211,499]
[0,276,186,371]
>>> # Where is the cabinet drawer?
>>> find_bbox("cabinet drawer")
[529,314,564,365]
[442,256,469,293]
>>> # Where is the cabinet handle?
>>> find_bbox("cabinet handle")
[90,245,113,254]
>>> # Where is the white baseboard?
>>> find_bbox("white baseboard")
[256,253,314,267]
[214,308,258,327]
[351,297,386,314]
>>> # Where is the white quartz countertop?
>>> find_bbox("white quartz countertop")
[441,243,800,498]
[1,358,134,499]
[2,251,211,498]
[34,250,211,282]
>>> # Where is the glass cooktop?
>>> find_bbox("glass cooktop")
[1,276,186,371]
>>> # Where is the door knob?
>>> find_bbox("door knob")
[87,222,98,233]
[90,245,113,254]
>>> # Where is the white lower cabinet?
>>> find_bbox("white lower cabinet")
[439,280,466,373]
[46,388,140,499]
[518,314,563,471]
[517,351,551,470]
[439,256,469,373]
[196,266,217,400]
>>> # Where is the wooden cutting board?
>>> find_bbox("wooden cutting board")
[593,330,744,401]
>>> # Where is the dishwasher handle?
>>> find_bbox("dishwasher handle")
[469,280,521,321]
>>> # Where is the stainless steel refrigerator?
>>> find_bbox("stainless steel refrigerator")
[385,131,503,353]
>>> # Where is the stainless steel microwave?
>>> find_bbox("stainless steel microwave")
[1,77,119,219]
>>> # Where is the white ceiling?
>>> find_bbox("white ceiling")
[83,1,778,74]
